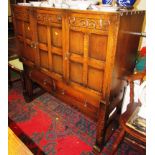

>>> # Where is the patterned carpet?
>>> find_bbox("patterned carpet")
[8,82,145,155]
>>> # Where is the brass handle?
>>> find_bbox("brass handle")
[30,42,38,49]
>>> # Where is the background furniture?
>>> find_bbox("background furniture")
[8,127,33,155]
[8,36,25,89]
[112,72,146,154]
[12,5,145,153]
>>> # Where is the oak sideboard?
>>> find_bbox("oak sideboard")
[12,5,145,153]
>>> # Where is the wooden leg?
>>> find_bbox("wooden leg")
[93,100,109,153]
[20,71,26,95]
[8,67,12,88]
[23,65,33,103]
[111,129,125,155]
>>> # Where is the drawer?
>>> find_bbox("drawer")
[55,87,98,121]
[29,69,55,93]
[54,81,100,120]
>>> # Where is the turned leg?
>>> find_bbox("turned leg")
[111,129,125,155]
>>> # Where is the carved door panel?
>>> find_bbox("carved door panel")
[13,7,35,63]
[35,10,65,80]
[66,13,111,95]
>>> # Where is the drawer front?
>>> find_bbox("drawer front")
[54,81,99,121]
[55,91,98,121]
[29,69,55,93]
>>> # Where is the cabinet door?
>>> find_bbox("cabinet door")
[35,9,65,80]
[12,6,35,64]
[66,13,111,95]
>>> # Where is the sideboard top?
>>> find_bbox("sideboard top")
[12,4,145,16]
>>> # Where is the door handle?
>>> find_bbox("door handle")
[30,42,38,49]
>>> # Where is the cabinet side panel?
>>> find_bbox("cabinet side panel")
[110,12,145,102]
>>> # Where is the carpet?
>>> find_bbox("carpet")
[8,82,145,155]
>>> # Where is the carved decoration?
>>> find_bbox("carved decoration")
[14,12,29,21]
[14,8,29,21]
[69,17,110,31]
[37,13,62,25]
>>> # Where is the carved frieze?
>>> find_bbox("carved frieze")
[69,17,110,31]
[14,12,29,21]
[37,13,62,25]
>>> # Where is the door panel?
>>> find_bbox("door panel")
[67,14,108,94]
[69,61,83,84]
[51,27,62,48]
[37,24,47,44]
[16,20,23,36]
[36,10,64,80]
[89,34,108,61]
[69,30,84,55]
[40,49,49,69]
[52,54,63,75]
[13,6,35,64]
[24,22,31,40]
[87,67,104,92]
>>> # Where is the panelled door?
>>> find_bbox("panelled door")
[34,9,65,81]
[66,13,111,96]
[13,6,35,64]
